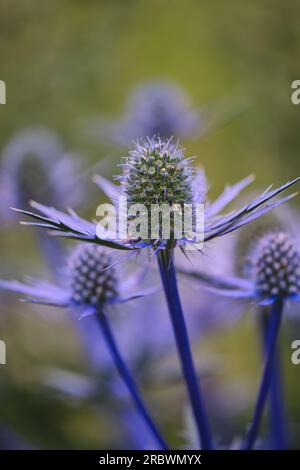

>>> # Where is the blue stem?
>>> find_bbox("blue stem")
[242,299,283,450]
[96,309,168,450]
[120,407,161,450]
[260,310,288,449]
[157,249,214,450]
[112,378,161,449]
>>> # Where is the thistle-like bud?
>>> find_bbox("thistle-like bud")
[248,232,300,299]
[123,81,201,140]
[0,128,82,221]
[68,245,118,307]
[1,128,63,206]
[121,137,194,209]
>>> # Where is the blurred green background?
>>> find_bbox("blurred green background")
[1,0,300,449]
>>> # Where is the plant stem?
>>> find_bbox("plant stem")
[260,310,288,449]
[242,299,284,450]
[96,309,168,450]
[157,249,214,450]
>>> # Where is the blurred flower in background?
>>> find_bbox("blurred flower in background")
[86,81,204,145]
[0,127,84,226]
[85,79,247,148]
[0,127,88,276]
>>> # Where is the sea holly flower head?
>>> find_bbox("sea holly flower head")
[120,137,195,209]
[247,231,300,302]
[12,136,300,254]
[180,229,300,307]
[0,244,154,318]
[68,244,119,307]
[116,137,202,246]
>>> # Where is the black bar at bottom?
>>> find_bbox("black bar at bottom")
[0,450,299,466]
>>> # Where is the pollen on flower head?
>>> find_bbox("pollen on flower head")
[248,231,300,299]
[120,137,194,209]
[68,244,118,307]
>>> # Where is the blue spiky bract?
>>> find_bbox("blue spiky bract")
[68,244,118,307]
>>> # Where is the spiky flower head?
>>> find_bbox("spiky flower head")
[247,231,300,300]
[233,202,292,276]
[68,244,118,307]
[120,137,195,209]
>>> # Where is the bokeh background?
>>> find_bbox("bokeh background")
[0,0,300,449]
